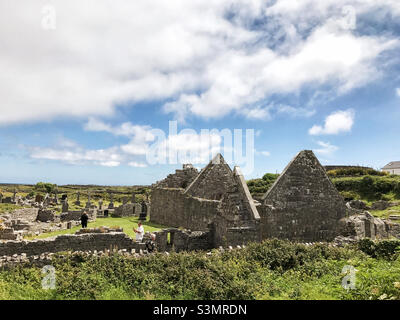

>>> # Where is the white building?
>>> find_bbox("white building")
[382,161,400,175]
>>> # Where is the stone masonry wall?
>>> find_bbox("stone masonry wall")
[260,150,347,242]
[185,154,237,200]
[182,196,220,231]
[150,188,185,227]
[0,232,145,256]
[153,165,198,189]
[113,203,136,217]
[150,188,219,231]
[154,228,212,252]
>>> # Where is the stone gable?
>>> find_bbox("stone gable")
[259,150,347,241]
[184,154,237,200]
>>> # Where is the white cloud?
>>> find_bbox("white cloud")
[274,105,316,118]
[29,120,224,167]
[85,118,155,156]
[0,1,398,125]
[314,141,339,156]
[128,162,148,168]
[396,88,400,97]
[150,132,223,164]
[309,109,355,135]
[260,151,271,157]
[29,145,123,167]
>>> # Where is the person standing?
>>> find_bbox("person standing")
[80,211,89,228]
[133,222,144,242]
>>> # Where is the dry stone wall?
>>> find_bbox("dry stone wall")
[0,232,144,256]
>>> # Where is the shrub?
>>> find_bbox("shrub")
[332,175,400,201]
[247,173,279,196]
[340,191,359,201]
[358,238,400,260]
[327,168,387,177]
[34,182,57,194]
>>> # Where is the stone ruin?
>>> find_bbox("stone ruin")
[151,150,400,248]
[112,193,142,218]
[151,153,261,247]
[1,149,399,265]
[258,150,347,241]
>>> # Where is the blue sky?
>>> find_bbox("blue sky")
[0,1,399,185]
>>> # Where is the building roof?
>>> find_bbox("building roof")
[382,161,400,170]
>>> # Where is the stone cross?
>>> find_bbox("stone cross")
[53,189,59,204]
[131,193,136,203]
[0,193,3,203]
[139,200,148,221]
[108,192,114,209]
[12,188,16,202]
[85,191,91,208]
[122,196,128,205]
[75,192,81,206]
[98,199,103,210]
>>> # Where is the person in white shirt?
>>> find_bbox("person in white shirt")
[134,222,144,242]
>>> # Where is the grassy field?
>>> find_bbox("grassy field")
[25,216,167,240]
[0,203,30,214]
[370,205,400,220]
[0,183,151,212]
[0,239,399,300]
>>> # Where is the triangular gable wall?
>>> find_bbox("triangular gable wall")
[260,150,347,241]
[184,153,236,200]
[262,150,345,207]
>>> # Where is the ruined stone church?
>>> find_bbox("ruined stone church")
[151,150,349,246]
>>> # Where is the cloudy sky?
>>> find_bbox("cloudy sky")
[0,0,399,185]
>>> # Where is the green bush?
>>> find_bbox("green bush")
[33,182,57,194]
[339,191,359,201]
[1,240,400,300]
[247,173,279,196]
[358,238,400,260]
[332,175,400,201]
[327,168,387,178]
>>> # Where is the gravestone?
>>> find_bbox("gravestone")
[53,189,59,205]
[75,192,81,206]
[108,192,114,209]
[85,192,91,208]
[98,200,103,210]
[0,193,3,203]
[139,201,148,221]
[43,193,51,206]
[62,199,69,213]
[35,194,44,203]
[122,196,128,205]
[131,193,136,203]
[3,197,12,204]
[12,188,17,203]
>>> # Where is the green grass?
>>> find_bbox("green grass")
[0,239,399,300]
[0,183,151,211]
[370,205,400,220]
[0,203,29,214]
[25,216,167,240]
